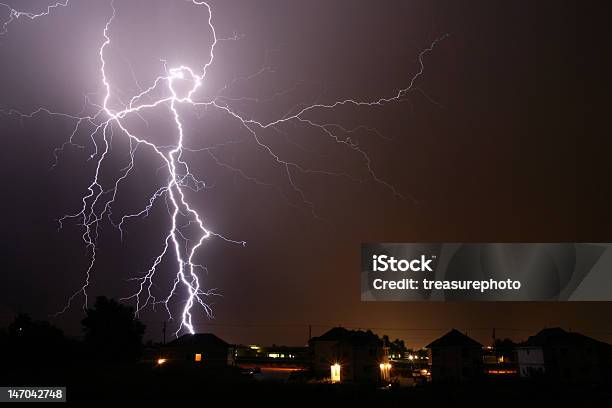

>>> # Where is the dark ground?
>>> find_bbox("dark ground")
[3,362,612,405]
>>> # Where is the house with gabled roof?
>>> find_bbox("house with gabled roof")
[426,329,483,382]
[162,333,235,367]
[517,327,612,383]
[309,327,389,383]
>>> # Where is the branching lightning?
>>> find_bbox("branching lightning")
[0,1,69,36]
[0,0,447,335]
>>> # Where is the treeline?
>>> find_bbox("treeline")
[0,296,146,366]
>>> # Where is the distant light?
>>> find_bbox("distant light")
[157,358,167,365]
[408,355,414,360]
[379,363,385,369]
[487,369,517,375]
[249,345,260,350]
[195,353,202,362]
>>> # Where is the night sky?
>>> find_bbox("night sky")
[0,0,609,347]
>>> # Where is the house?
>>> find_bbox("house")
[309,327,389,383]
[517,328,612,383]
[161,333,235,367]
[426,329,483,382]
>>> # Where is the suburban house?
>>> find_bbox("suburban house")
[161,333,235,367]
[426,329,483,382]
[517,328,612,383]
[309,327,389,383]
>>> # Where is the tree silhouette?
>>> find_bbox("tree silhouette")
[2,313,69,364]
[382,335,407,355]
[81,296,145,362]
[494,338,517,361]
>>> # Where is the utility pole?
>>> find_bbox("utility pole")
[308,324,312,341]
[162,321,167,345]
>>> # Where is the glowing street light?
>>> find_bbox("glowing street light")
[380,362,392,381]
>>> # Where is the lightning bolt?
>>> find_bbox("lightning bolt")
[1,1,70,36]
[0,0,447,335]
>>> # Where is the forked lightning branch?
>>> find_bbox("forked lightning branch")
[0,0,447,335]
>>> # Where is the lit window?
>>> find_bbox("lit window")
[195,353,202,362]
[330,364,341,383]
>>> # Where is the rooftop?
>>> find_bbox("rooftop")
[167,333,230,348]
[426,329,483,348]
[521,328,612,349]
[310,327,382,346]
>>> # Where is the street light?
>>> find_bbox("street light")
[380,362,392,381]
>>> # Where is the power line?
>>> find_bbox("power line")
[201,322,612,336]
